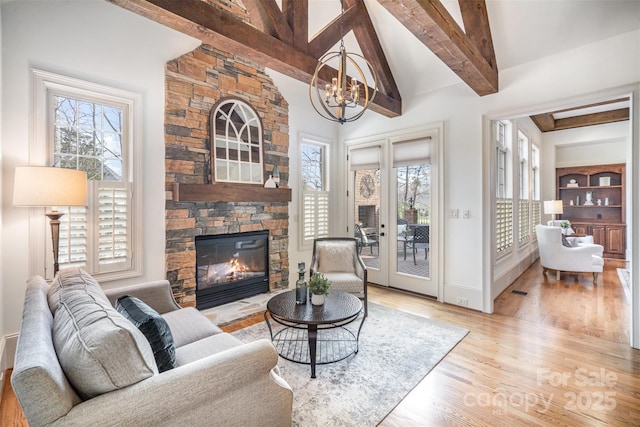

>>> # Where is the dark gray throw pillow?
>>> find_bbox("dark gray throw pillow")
[561,235,573,248]
[116,295,176,373]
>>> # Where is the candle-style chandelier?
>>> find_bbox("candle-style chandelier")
[309,0,377,124]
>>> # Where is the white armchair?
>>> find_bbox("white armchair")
[546,220,594,245]
[536,224,604,282]
[311,237,368,317]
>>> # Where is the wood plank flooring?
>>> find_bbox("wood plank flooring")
[2,260,638,426]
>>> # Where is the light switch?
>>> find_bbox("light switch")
[449,209,459,219]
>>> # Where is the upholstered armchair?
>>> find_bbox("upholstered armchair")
[547,220,594,245]
[536,224,604,282]
[310,237,368,316]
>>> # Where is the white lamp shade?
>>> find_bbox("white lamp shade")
[543,200,563,215]
[13,166,88,207]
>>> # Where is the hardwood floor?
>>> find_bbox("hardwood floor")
[2,260,638,426]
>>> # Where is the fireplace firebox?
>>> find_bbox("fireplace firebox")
[195,230,269,310]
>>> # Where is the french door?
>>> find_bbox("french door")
[348,128,440,297]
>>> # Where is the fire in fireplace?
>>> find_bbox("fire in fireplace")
[195,230,269,310]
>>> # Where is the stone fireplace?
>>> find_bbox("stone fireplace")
[164,44,290,308]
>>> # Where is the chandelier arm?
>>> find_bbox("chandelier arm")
[310,62,346,122]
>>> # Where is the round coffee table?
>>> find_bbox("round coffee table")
[265,290,363,378]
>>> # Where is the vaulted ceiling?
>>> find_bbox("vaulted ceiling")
[108,0,639,130]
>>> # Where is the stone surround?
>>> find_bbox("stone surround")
[164,44,290,307]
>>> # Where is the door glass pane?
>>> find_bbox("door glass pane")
[354,169,380,270]
[396,164,430,278]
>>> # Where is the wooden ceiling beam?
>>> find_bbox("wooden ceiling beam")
[530,113,556,132]
[458,0,497,71]
[108,0,401,118]
[283,0,309,53]
[553,109,630,131]
[243,0,293,44]
[345,0,402,101]
[308,4,359,58]
[377,0,498,96]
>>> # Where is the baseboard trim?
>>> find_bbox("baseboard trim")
[1,334,18,372]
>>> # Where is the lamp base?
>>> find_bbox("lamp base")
[46,210,65,276]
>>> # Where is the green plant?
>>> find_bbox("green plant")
[308,272,330,296]
[560,220,571,229]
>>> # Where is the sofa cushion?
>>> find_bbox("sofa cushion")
[116,295,176,373]
[162,307,222,348]
[48,268,157,400]
[561,235,573,248]
[174,333,244,366]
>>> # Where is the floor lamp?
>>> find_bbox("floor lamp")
[543,200,563,224]
[13,166,88,277]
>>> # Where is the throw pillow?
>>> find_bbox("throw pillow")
[116,295,177,373]
[561,235,573,248]
[317,243,355,273]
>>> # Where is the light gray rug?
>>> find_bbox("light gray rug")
[232,302,468,426]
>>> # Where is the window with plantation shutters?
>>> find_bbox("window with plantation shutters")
[34,69,141,281]
[96,181,131,271]
[302,191,329,241]
[299,135,330,248]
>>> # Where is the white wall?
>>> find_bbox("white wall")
[0,3,5,382]
[338,29,640,312]
[1,1,199,343]
[548,121,629,168]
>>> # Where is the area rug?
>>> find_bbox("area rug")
[232,302,468,426]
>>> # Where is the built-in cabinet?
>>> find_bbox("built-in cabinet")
[556,164,626,259]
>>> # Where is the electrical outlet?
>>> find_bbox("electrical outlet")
[463,210,470,219]
[456,297,469,306]
[449,209,459,219]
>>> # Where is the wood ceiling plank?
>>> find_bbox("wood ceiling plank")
[243,0,293,44]
[377,0,498,96]
[553,109,629,131]
[108,0,401,117]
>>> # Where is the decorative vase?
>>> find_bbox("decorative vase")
[311,293,325,306]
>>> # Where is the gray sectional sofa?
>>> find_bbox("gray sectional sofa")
[11,268,293,426]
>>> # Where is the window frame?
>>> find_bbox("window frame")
[298,133,331,250]
[518,130,530,246]
[210,98,264,185]
[31,69,142,282]
[495,120,513,259]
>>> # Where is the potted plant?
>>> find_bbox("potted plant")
[559,220,571,235]
[308,272,330,306]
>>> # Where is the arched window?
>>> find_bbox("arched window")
[211,98,263,184]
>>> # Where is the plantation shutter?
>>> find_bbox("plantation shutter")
[94,180,132,273]
[57,206,89,272]
[303,191,329,242]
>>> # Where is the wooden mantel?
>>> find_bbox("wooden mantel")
[172,182,292,203]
